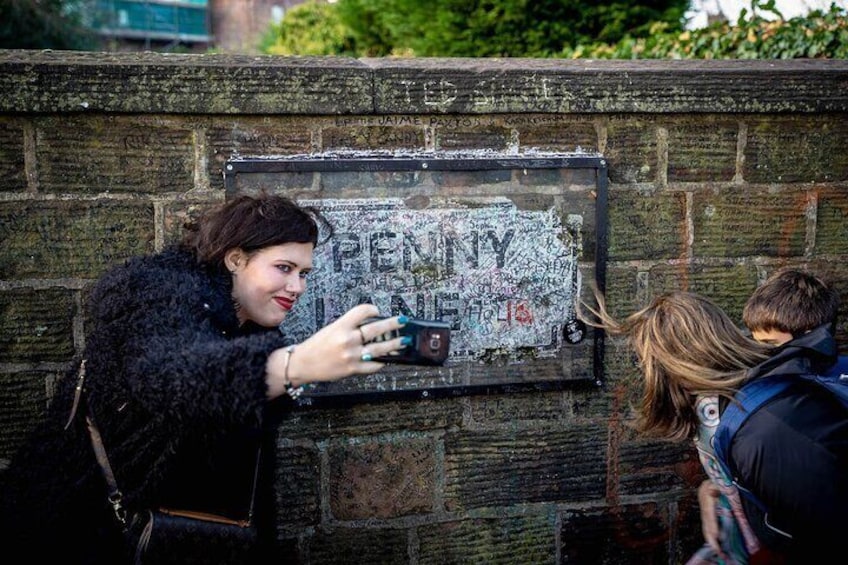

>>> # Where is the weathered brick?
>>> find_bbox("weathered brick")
[0,369,53,460]
[366,58,848,115]
[667,118,737,182]
[0,119,26,192]
[513,116,598,153]
[605,118,658,184]
[602,264,641,321]
[617,432,702,496]
[329,437,436,520]
[34,116,194,193]
[607,188,687,261]
[692,187,807,258]
[0,200,154,278]
[0,288,75,362]
[418,514,557,565]
[466,391,567,424]
[599,341,644,401]
[275,444,322,534]
[322,126,425,151]
[645,263,760,322]
[161,198,221,247]
[443,426,606,511]
[303,527,408,564]
[277,399,464,439]
[0,51,374,114]
[208,118,313,190]
[594,262,759,326]
[815,186,848,256]
[744,116,848,183]
[435,125,511,151]
[560,502,676,564]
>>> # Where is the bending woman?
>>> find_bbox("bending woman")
[581,290,848,564]
[0,193,410,563]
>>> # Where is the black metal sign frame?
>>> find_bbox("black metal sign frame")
[224,152,608,407]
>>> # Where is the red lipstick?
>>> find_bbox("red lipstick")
[274,297,294,311]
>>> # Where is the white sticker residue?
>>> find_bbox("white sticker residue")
[282,197,582,360]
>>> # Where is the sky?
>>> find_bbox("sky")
[685,0,848,29]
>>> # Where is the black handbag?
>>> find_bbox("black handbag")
[67,360,260,565]
[126,508,258,565]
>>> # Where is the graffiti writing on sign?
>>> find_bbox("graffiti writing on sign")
[282,197,583,360]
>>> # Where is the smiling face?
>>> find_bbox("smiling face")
[226,242,314,328]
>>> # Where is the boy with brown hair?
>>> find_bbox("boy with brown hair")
[695,267,846,563]
[742,267,841,346]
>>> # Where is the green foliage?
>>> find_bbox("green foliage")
[260,0,357,56]
[333,0,397,56]
[340,0,689,57]
[260,0,848,59]
[262,0,689,57]
[565,1,848,59]
[0,0,99,50]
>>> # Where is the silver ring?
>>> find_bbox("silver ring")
[358,326,367,345]
[360,350,373,362]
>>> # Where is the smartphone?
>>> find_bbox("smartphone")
[361,317,451,366]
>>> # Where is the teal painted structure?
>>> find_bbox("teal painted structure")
[94,0,210,42]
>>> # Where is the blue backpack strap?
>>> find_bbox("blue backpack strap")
[712,376,795,502]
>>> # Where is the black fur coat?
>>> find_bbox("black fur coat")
[0,247,291,563]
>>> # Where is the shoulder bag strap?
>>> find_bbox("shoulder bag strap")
[65,360,130,529]
[65,359,261,530]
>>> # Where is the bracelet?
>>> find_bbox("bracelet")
[282,345,305,399]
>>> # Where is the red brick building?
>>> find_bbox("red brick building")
[211,0,304,54]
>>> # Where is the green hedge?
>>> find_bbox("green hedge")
[565,2,848,59]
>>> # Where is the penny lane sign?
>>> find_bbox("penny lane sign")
[224,151,608,405]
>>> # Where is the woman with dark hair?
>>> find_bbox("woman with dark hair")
[581,290,848,564]
[0,192,411,563]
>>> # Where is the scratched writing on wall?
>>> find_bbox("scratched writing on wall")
[282,197,583,359]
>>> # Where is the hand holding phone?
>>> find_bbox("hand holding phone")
[361,317,451,366]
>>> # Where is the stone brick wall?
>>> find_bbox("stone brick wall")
[1,50,847,564]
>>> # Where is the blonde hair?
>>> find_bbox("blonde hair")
[581,291,772,441]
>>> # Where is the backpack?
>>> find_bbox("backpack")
[711,356,848,530]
